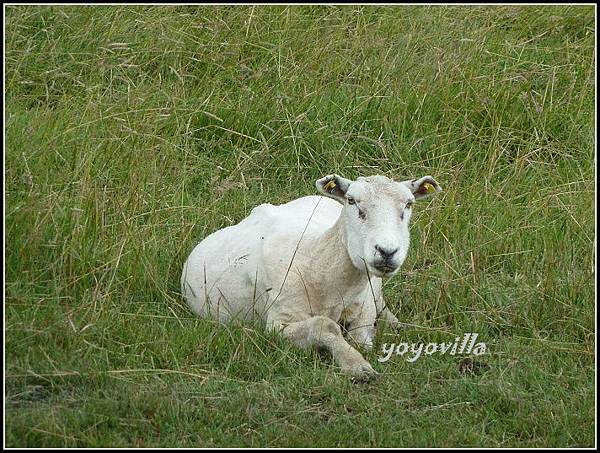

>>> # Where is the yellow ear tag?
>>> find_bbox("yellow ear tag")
[423,182,435,193]
[324,180,337,192]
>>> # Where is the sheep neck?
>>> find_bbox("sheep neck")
[308,213,368,296]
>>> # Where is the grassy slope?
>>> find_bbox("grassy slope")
[4,5,595,447]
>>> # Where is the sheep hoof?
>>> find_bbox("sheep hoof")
[346,362,379,383]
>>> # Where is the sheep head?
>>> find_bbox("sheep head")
[316,174,442,278]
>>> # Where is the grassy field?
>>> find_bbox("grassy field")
[4,5,596,447]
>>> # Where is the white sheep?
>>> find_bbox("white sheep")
[181,174,442,379]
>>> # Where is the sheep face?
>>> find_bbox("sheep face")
[316,174,442,278]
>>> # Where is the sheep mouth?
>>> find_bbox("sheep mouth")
[372,263,399,277]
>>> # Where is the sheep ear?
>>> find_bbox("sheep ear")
[315,174,353,203]
[401,176,442,200]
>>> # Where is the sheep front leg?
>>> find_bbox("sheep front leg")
[343,301,377,352]
[375,295,400,329]
[344,298,401,352]
[268,315,378,380]
[379,306,400,327]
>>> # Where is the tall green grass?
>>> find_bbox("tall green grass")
[5,5,595,447]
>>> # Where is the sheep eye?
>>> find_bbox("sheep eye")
[347,197,356,205]
[405,202,413,209]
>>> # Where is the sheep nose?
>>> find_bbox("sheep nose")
[375,245,398,260]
